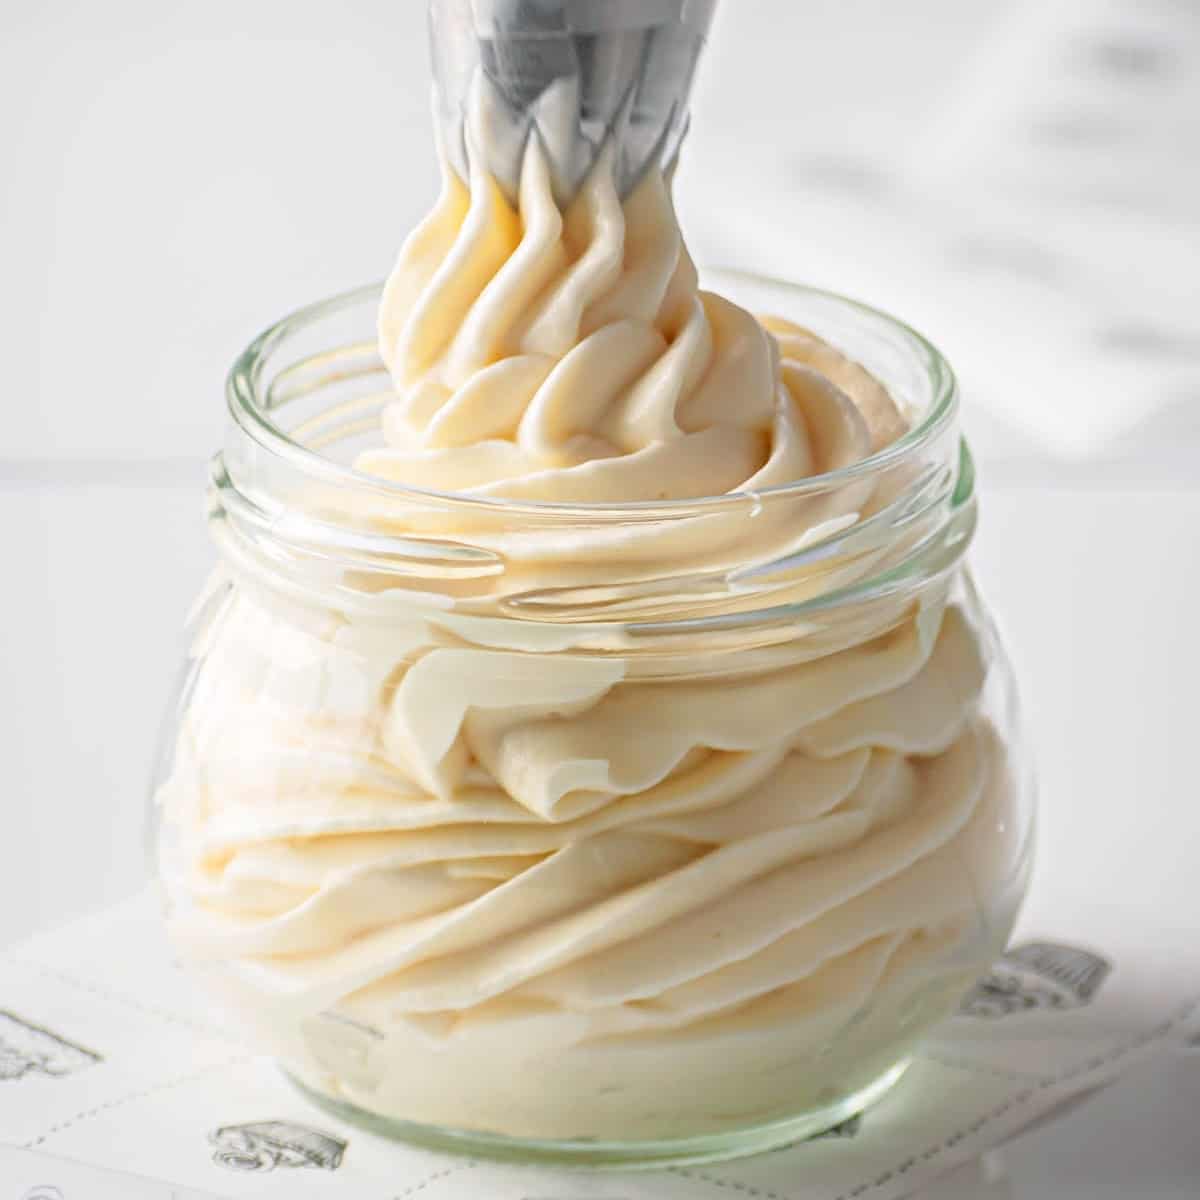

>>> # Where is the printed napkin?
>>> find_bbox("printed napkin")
[1,890,1196,1200]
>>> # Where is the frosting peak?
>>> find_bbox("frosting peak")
[363,145,903,505]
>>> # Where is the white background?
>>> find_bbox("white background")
[2,2,1197,1196]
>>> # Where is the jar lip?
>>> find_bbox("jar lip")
[225,269,960,521]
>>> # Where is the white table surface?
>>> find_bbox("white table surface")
[3,1,1197,1196]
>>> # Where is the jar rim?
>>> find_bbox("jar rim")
[225,269,960,522]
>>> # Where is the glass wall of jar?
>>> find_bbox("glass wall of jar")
[149,274,1034,1167]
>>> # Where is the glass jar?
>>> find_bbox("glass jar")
[149,272,1034,1167]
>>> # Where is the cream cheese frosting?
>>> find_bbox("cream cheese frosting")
[160,145,1025,1142]
[365,144,906,505]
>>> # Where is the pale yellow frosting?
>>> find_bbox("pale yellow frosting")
[363,144,905,505]
[160,147,1023,1141]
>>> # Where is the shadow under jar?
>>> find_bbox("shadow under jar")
[150,271,1034,1168]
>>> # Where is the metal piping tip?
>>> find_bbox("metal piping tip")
[428,0,718,205]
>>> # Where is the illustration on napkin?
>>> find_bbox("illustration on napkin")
[0,1010,102,1081]
[209,1121,347,1172]
[958,941,1112,1018]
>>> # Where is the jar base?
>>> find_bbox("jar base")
[283,1058,910,1170]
